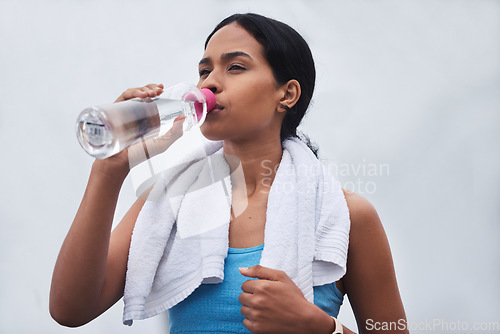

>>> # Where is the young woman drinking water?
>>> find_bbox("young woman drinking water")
[50,13,408,334]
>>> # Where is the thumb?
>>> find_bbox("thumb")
[239,265,287,281]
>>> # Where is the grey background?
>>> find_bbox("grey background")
[1,0,499,333]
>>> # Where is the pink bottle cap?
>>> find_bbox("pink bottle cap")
[201,88,216,111]
[190,88,216,122]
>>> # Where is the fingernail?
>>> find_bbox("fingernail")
[239,267,248,272]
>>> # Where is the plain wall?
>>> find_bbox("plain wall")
[0,0,499,333]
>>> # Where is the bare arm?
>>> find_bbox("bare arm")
[49,84,171,327]
[308,190,408,333]
[49,159,144,327]
[340,189,408,334]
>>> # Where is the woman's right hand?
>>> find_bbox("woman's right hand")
[94,83,185,175]
[51,84,172,327]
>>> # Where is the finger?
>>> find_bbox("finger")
[241,279,259,294]
[129,116,185,165]
[157,115,186,144]
[242,318,255,333]
[238,291,254,307]
[115,84,163,102]
[240,305,253,319]
[138,86,157,98]
[145,83,164,93]
[142,83,164,98]
[115,88,148,102]
[141,85,163,98]
[239,265,288,281]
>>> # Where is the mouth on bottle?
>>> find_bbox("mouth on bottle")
[210,104,225,113]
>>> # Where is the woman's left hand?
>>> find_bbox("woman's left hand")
[239,265,331,334]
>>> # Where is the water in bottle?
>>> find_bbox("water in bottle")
[76,83,216,159]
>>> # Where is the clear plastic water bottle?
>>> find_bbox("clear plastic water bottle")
[76,83,216,159]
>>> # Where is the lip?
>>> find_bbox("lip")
[209,104,225,115]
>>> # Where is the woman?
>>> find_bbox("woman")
[50,13,408,333]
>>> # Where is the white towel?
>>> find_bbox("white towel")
[122,137,350,325]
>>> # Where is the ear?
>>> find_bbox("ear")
[277,79,301,112]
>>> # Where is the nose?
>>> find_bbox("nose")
[200,72,221,94]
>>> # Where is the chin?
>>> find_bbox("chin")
[200,125,225,142]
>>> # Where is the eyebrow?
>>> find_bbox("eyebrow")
[198,51,254,66]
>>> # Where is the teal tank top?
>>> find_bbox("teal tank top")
[168,244,344,333]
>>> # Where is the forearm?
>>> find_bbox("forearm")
[50,160,128,325]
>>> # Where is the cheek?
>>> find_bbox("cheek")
[234,97,273,123]
[236,78,279,114]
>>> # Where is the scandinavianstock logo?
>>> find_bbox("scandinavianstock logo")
[365,318,500,333]
[323,159,390,195]
[260,158,391,195]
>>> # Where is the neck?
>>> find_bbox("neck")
[223,136,283,197]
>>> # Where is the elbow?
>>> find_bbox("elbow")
[49,308,87,328]
[49,281,102,327]
[49,299,92,328]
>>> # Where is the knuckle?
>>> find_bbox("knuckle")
[277,270,287,280]
[125,88,138,95]
[253,295,265,306]
[242,306,254,319]
[258,280,270,291]
[253,322,264,333]
[255,265,266,275]
[241,281,250,292]
[242,318,253,331]
[145,83,158,89]
[255,283,265,294]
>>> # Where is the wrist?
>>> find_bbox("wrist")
[91,159,129,182]
[305,303,336,334]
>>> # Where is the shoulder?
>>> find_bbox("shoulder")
[341,188,393,279]
[339,190,408,330]
[342,188,383,237]
[341,188,395,285]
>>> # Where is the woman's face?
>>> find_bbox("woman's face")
[197,23,285,142]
